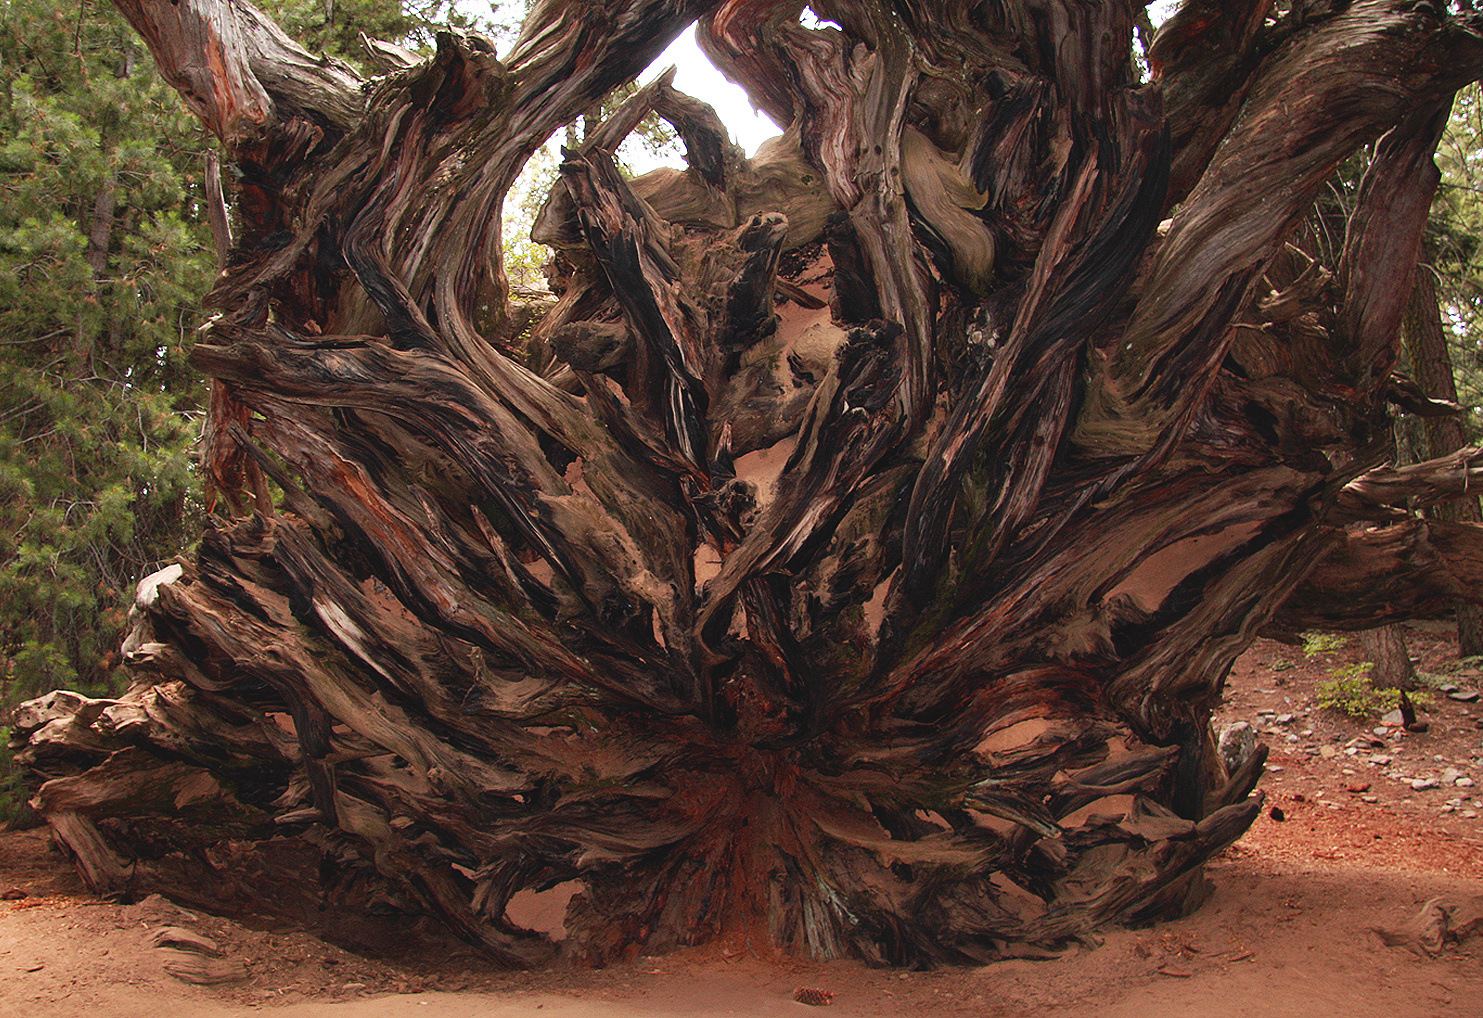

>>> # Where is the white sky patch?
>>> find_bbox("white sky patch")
[500,22,781,255]
[1150,1,1180,24]
[640,26,783,163]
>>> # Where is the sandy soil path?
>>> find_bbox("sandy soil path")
[4,835,1479,1018]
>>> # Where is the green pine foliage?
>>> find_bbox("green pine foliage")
[0,0,213,707]
[272,0,505,68]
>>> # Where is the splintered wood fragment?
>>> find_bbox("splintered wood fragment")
[793,987,835,1006]
[775,277,827,309]
[150,927,222,956]
[160,948,248,985]
[46,813,133,896]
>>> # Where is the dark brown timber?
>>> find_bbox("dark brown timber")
[15,0,1483,967]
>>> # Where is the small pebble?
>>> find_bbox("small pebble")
[1412,777,1441,791]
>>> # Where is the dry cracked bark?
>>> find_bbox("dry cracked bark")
[14,0,1483,967]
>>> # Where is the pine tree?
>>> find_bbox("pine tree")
[0,0,214,704]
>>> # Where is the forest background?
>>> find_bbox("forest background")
[3,0,1483,819]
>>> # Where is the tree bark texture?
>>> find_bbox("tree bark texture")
[1360,625,1417,690]
[1404,264,1483,656]
[16,0,1483,967]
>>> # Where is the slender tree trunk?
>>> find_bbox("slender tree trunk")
[1405,264,1483,656]
[80,163,118,367]
[1360,625,1417,690]
[15,0,1483,967]
[83,174,116,279]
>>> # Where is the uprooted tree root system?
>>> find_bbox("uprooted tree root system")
[15,0,1483,968]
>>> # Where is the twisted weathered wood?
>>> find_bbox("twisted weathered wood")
[16,0,1483,967]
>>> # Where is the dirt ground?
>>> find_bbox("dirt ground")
[3,625,1481,1018]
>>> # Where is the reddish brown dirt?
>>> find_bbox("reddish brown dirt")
[1220,622,1483,877]
[2,625,1481,1018]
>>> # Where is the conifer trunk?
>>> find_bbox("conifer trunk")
[1405,264,1483,657]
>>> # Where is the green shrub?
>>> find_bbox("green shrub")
[1302,632,1347,657]
[0,725,29,827]
[1316,663,1432,719]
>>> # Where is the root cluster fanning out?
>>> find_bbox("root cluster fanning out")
[16,0,1483,966]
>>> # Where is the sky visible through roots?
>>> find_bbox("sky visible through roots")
[627,2,1181,165]
[495,2,1179,283]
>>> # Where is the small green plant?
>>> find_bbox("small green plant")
[0,725,28,827]
[1302,632,1347,657]
[1316,663,1433,719]
[1317,664,1392,718]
